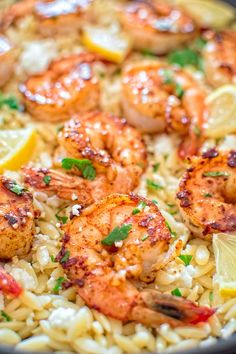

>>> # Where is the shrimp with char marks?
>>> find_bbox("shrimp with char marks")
[203,30,236,88]
[19,53,100,122]
[57,193,215,327]
[177,149,236,239]
[23,112,147,203]
[118,0,197,55]
[122,61,207,159]
[0,0,93,36]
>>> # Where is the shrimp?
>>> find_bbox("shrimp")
[0,176,35,259]
[177,149,236,239]
[0,0,92,36]
[19,53,100,122]
[0,35,16,87]
[23,112,147,203]
[122,61,207,159]
[58,193,215,327]
[203,30,236,88]
[118,0,197,55]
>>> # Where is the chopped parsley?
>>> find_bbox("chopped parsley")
[171,288,182,297]
[62,158,96,180]
[132,201,146,215]
[101,224,132,246]
[50,255,56,262]
[175,83,184,98]
[7,181,25,195]
[204,193,212,198]
[55,205,69,224]
[0,93,20,110]
[168,48,202,71]
[0,311,11,322]
[162,69,174,84]
[152,199,158,205]
[165,220,177,237]
[178,254,192,266]
[141,48,156,57]
[53,277,66,293]
[203,171,230,178]
[167,203,177,215]
[141,234,149,242]
[209,291,213,304]
[193,125,201,137]
[146,179,163,191]
[60,250,70,263]
[194,37,208,50]
[153,162,160,172]
[43,175,51,186]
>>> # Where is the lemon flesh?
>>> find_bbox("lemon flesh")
[82,26,131,64]
[204,85,236,139]
[173,0,235,29]
[0,127,36,173]
[213,233,236,297]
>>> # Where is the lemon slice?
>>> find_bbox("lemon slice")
[82,26,131,64]
[204,85,236,139]
[213,233,236,297]
[0,127,36,173]
[174,0,235,29]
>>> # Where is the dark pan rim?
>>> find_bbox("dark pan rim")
[1,0,236,354]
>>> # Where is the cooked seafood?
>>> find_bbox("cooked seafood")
[0,35,16,87]
[59,193,214,327]
[23,112,147,202]
[203,30,236,88]
[0,0,92,36]
[122,61,206,158]
[19,53,100,122]
[119,0,197,54]
[177,149,236,238]
[0,176,35,259]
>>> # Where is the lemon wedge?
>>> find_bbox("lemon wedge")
[174,0,235,29]
[0,127,36,173]
[82,26,131,64]
[204,85,236,139]
[213,233,236,297]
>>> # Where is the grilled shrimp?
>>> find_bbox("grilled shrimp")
[177,149,236,238]
[58,194,215,327]
[122,61,207,158]
[119,0,197,55]
[19,53,100,122]
[23,112,147,202]
[0,35,16,87]
[0,0,92,36]
[203,30,236,88]
[0,176,35,259]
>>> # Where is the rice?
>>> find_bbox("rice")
[0,0,236,353]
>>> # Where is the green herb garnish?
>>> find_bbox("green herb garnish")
[165,220,177,237]
[203,171,230,178]
[153,162,160,172]
[146,179,163,191]
[141,48,156,57]
[101,224,132,246]
[55,205,69,225]
[175,83,184,98]
[53,277,66,293]
[7,181,25,195]
[50,255,56,262]
[132,201,146,215]
[204,193,212,198]
[168,48,202,70]
[61,250,70,263]
[178,254,192,266]
[171,288,182,297]
[62,158,96,180]
[162,69,174,84]
[152,199,158,205]
[141,234,149,242]
[0,311,11,322]
[209,291,213,304]
[194,37,208,50]
[0,93,20,110]
[43,175,51,186]
[193,125,201,137]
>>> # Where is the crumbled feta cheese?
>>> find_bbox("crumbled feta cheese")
[71,204,82,216]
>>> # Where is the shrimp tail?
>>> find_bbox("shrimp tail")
[0,267,22,297]
[132,289,215,327]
